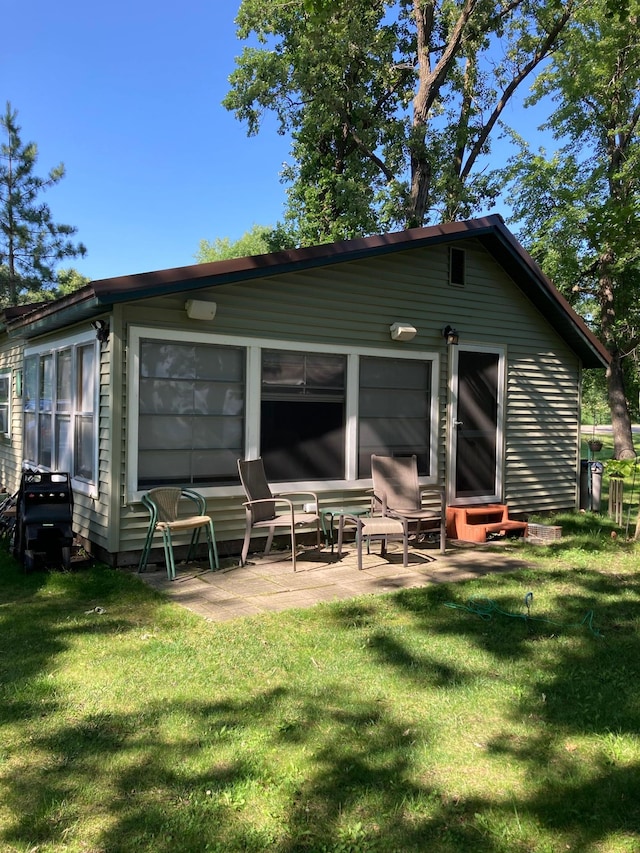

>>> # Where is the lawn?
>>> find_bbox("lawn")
[2,513,640,851]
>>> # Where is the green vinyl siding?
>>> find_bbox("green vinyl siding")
[0,233,594,565]
[108,240,584,564]
[0,338,25,495]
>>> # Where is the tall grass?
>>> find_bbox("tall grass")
[1,522,640,851]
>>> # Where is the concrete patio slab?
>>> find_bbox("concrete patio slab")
[134,539,530,623]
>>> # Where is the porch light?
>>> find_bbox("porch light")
[91,319,110,343]
[185,299,217,321]
[443,325,459,345]
[389,322,417,342]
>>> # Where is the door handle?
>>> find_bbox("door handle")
[454,420,464,427]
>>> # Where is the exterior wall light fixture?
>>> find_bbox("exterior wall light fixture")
[390,322,417,341]
[91,319,110,343]
[443,325,459,345]
[185,299,217,321]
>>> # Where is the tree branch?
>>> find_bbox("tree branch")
[460,2,576,182]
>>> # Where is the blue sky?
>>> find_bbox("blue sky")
[3,0,291,281]
[3,1,548,283]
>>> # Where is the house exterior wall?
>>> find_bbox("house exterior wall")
[109,239,582,565]
[0,238,585,566]
[0,336,25,496]
[467,250,581,512]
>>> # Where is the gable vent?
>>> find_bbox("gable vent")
[449,247,466,287]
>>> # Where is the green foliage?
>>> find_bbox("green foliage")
[53,266,90,295]
[506,0,640,311]
[604,457,638,479]
[225,0,575,244]
[195,223,298,263]
[29,266,91,303]
[505,1,640,455]
[0,102,86,306]
[582,369,610,426]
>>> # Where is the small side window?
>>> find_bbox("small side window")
[449,246,466,287]
[23,342,98,486]
[0,372,11,437]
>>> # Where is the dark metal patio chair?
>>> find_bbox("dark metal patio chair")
[371,454,446,554]
[237,457,321,571]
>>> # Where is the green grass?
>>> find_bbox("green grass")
[2,523,640,852]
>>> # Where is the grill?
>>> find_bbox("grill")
[13,471,74,571]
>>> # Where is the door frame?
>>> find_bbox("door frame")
[446,343,506,506]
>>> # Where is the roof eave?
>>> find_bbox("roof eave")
[3,215,610,368]
[476,222,609,369]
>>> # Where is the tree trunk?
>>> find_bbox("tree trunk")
[607,350,636,459]
[599,249,636,459]
[408,153,431,228]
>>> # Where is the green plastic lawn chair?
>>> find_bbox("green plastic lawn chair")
[138,487,219,580]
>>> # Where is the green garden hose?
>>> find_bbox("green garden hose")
[444,592,601,637]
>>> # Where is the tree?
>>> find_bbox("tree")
[196,224,279,262]
[54,267,90,295]
[0,102,86,306]
[224,0,576,244]
[505,0,640,459]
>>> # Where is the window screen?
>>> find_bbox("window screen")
[261,350,346,480]
[358,356,432,477]
[0,373,10,436]
[138,340,245,487]
[23,344,97,483]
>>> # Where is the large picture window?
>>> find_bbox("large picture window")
[137,340,245,487]
[23,340,97,484]
[129,327,437,496]
[261,350,346,481]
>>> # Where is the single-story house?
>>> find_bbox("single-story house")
[0,214,609,565]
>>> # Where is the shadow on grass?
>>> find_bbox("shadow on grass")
[2,536,640,852]
[0,557,167,725]
[4,676,558,852]
[380,556,640,849]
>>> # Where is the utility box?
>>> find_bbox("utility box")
[590,461,604,512]
[579,459,603,512]
[14,471,74,571]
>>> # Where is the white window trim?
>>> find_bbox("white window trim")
[24,330,99,498]
[127,325,440,501]
[0,370,11,438]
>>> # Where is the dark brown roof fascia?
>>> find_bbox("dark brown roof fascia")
[3,214,609,367]
[89,216,494,301]
[476,220,610,368]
